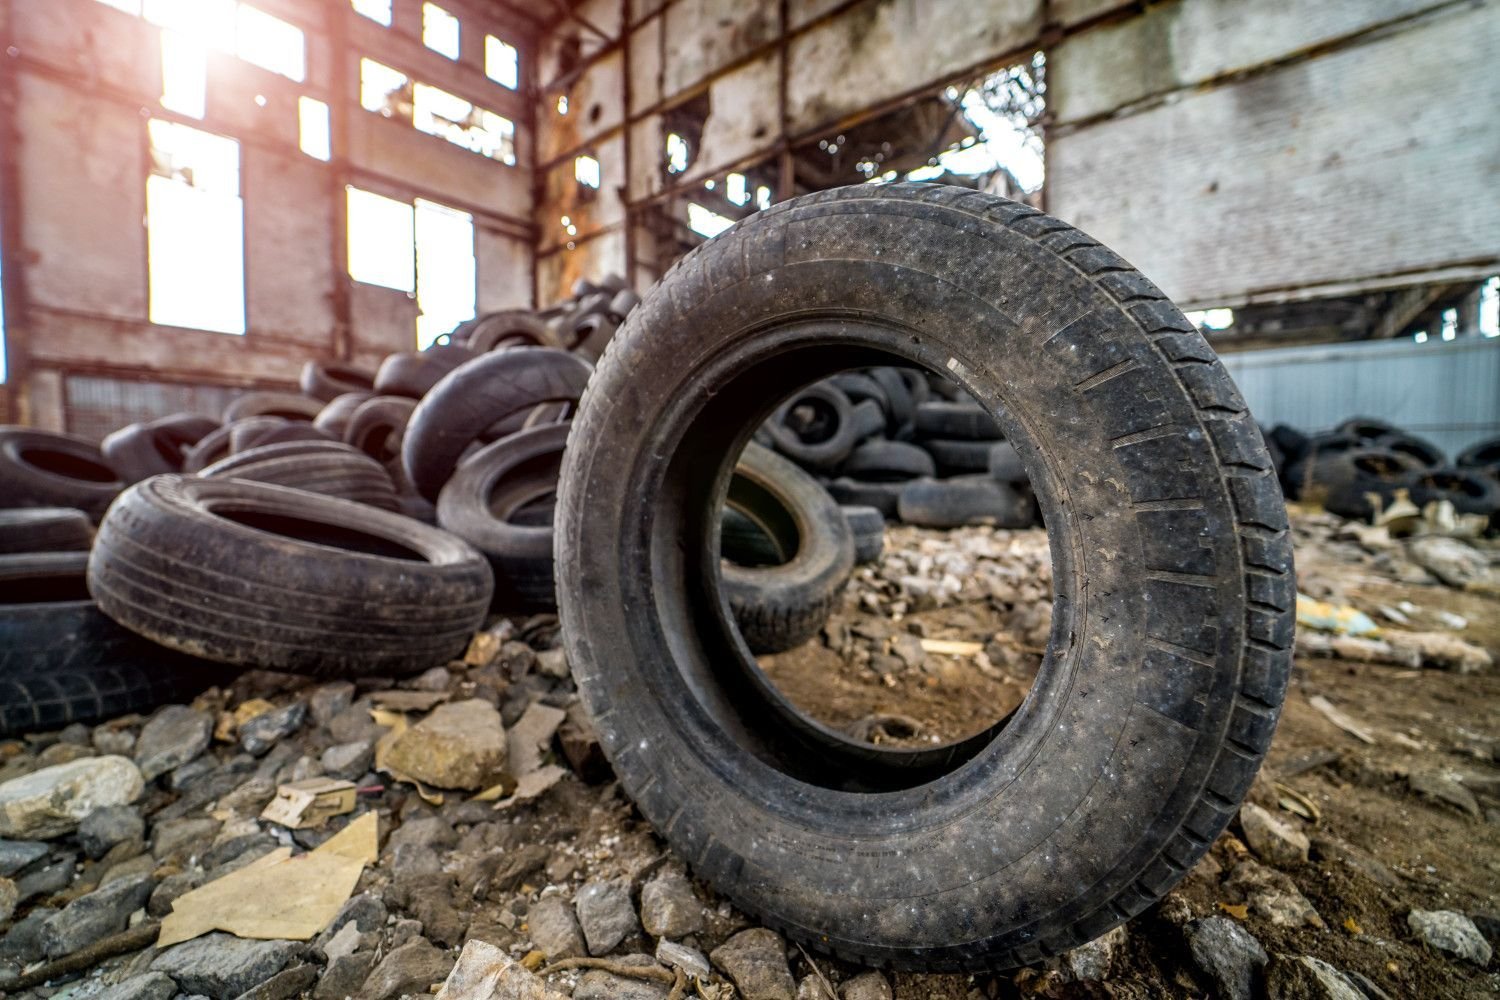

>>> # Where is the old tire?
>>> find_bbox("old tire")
[201,441,400,510]
[88,475,492,677]
[841,505,885,564]
[988,441,1029,483]
[374,346,480,399]
[922,437,997,472]
[554,183,1294,970]
[825,477,903,519]
[765,388,883,471]
[102,414,219,484]
[913,400,1002,440]
[1407,466,1500,517]
[313,392,376,438]
[1319,449,1424,521]
[0,428,125,521]
[301,361,375,402]
[222,391,323,423]
[0,507,94,555]
[838,439,936,481]
[898,475,1036,528]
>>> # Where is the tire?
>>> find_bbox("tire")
[898,475,1036,528]
[345,396,417,465]
[570,314,619,360]
[1267,424,1309,468]
[720,507,785,567]
[1407,466,1500,517]
[841,505,885,564]
[838,439,936,481]
[374,345,480,399]
[828,372,889,412]
[0,553,230,737]
[914,400,1002,440]
[101,414,219,484]
[88,475,493,678]
[313,392,375,438]
[607,288,641,321]
[1456,436,1500,476]
[181,423,236,473]
[719,444,855,654]
[1281,432,1361,500]
[921,437,995,472]
[868,367,916,433]
[222,391,323,423]
[988,441,1028,483]
[300,361,376,403]
[553,183,1294,970]
[825,477,903,519]
[436,423,569,612]
[402,347,594,501]
[764,387,883,470]
[0,428,125,521]
[0,507,94,555]
[1371,431,1444,469]
[231,417,336,453]
[201,441,400,510]
[1336,416,1399,442]
[466,311,558,353]
[1307,449,1421,521]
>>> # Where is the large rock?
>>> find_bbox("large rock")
[575,877,638,955]
[711,928,796,1000]
[1186,916,1268,1000]
[240,703,308,756]
[315,953,377,1000]
[78,805,146,859]
[135,706,213,781]
[91,972,180,1000]
[1263,954,1365,999]
[435,939,566,1000]
[528,895,586,960]
[639,867,704,939]
[0,756,144,839]
[0,839,48,876]
[840,971,892,1000]
[41,872,156,957]
[1239,803,1309,866]
[152,933,301,1000]
[357,938,455,1000]
[1407,909,1492,965]
[1060,924,1126,981]
[382,701,507,791]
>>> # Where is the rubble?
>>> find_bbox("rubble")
[382,699,508,790]
[1406,909,1493,965]
[575,876,640,955]
[712,928,798,1000]
[1185,916,1268,1000]
[1238,802,1310,866]
[0,756,144,838]
[151,933,302,999]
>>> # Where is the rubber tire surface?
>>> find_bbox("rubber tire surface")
[898,475,1036,528]
[102,414,219,484]
[839,439,936,481]
[301,361,375,402]
[988,441,1028,483]
[201,441,400,510]
[825,477,903,519]
[922,437,997,472]
[88,475,492,677]
[313,392,376,438]
[913,401,1002,440]
[222,391,323,423]
[1456,436,1500,476]
[374,346,479,399]
[1407,466,1500,517]
[840,505,885,564]
[0,428,125,520]
[554,183,1294,971]
[0,507,94,554]
[1318,449,1424,521]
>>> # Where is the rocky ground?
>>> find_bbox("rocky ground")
[1,510,1498,1000]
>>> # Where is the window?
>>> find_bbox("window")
[687,203,733,239]
[147,120,245,335]
[574,155,600,189]
[414,200,475,350]
[160,30,207,118]
[299,97,330,160]
[93,0,143,14]
[756,185,772,210]
[236,5,304,81]
[412,83,515,164]
[360,58,409,114]
[346,187,415,292]
[351,0,392,25]
[143,0,235,49]
[422,3,460,60]
[485,35,518,89]
[666,133,689,173]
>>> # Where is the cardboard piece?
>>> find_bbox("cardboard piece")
[260,778,358,830]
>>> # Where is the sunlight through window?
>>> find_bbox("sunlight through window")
[422,3,460,60]
[360,58,408,114]
[486,35,519,89]
[346,187,414,292]
[415,199,476,350]
[299,97,331,160]
[237,5,304,82]
[413,83,515,164]
[160,30,207,118]
[351,0,392,26]
[687,203,733,238]
[575,155,601,189]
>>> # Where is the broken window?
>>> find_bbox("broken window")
[299,97,331,160]
[1482,277,1500,337]
[725,173,748,207]
[146,120,245,335]
[666,133,689,174]
[687,204,732,239]
[422,3,460,60]
[159,29,207,118]
[346,187,414,292]
[485,36,519,89]
[756,185,772,210]
[351,0,391,26]
[236,5,304,82]
[574,155,600,190]
[414,199,476,351]
[412,83,515,165]
[360,58,409,115]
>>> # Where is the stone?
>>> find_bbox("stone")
[711,928,796,1000]
[386,918,424,949]
[135,706,214,781]
[1264,954,1365,1000]
[1186,917,1268,1000]
[309,683,357,728]
[100,851,157,887]
[0,756,144,839]
[1060,924,1126,981]
[573,969,667,1000]
[386,815,457,853]
[535,649,569,679]
[150,871,204,918]
[153,816,223,861]
[356,937,455,1000]
[408,666,453,692]
[1238,803,1309,866]
[78,805,146,859]
[315,952,377,1000]
[840,971,892,1000]
[233,962,319,1000]
[320,922,367,964]
[382,700,507,791]
[575,877,639,955]
[1407,772,1482,818]
[41,873,157,957]
[0,877,15,924]
[655,939,710,982]
[0,905,55,966]
[1224,861,1322,928]
[889,633,926,670]
[0,839,48,876]
[328,700,384,745]
[1407,909,1492,965]
[327,892,389,937]
[435,939,566,1000]
[93,726,137,757]
[321,741,376,782]
[14,855,75,903]
[639,867,704,939]
[527,895,586,960]
[391,844,443,879]
[152,933,301,1000]
[1407,536,1491,588]
[240,703,308,756]
[92,972,180,1000]
[1384,630,1493,673]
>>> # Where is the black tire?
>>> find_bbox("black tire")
[201,441,400,510]
[373,345,480,399]
[1456,436,1500,475]
[720,507,785,567]
[222,391,323,423]
[313,392,375,438]
[898,475,1036,528]
[988,441,1028,483]
[838,439,936,481]
[0,553,230,737]
[1372,431,1444,469]
[402,347,594,501]
[300,361,376,403]
[913,400,1002,440]
[868,367,916,433]
[88,475,492,677]
[0,428,125,521]
[921,437,995,472]
[1308,449,1421,522]
[232,417,336,453]
[1267,424,1309,468]
[101,414,219,484]
[181,423,236,473]
[764,386,877,471]
[840,505,885,564]
[436,423,569,612]
[0,507,93,555]
[719,444,855,654]
[607,288,641,321]
[1407,466,1500,517]
[825,477,903,519]
[828,372,889,412]
[570,314,619,360]
[1281,432,1361,500]
[467,311,558,352]
[553,183,1294,970]
[345,396,417,466]
[1336,416,1399,442]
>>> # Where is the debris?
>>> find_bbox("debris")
[260,778,359,829]
[575,876,639,955]
[78,803,146,858]
[711,928,797,1000]
[0,875,16,924]
[369,690,452,712]
[1059,923,1125,981]
[507,703,567,777]
[437,939,566,1000]
[1295,595,1380,636]
[217,699,275,743]
[1383,630,1493,673]
[1223,860,1322,928]
[918,638,984,656]
[839,970,893,1000]
[1263,954,1366,1000]
[640,865,704,939]
[321,739,377,781]
[135,705,214,781]
[1306,695,1376,744]
[152,932,302,1000]
[40,872,155,957]
[239,702,308,756]
[158,811,378,946]
[1273,783,1321,823]
[1238,802,1310,865]
[1407,772,1482,817]
[527,895,587,960]
[1407,909,1493,965]
[0,755,144,838]
[1407,535,1492,588]
[1185,916,1267,1000]
[656,939,711,982]
[90,972,179,1000]
[381,699,507,791]
[490,765,568,809]
[355,937,455,1000]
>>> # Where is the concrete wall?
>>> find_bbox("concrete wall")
[0,0,537,432]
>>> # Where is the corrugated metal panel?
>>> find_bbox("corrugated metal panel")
[64,375,240,443]
[1220,337,1500,459]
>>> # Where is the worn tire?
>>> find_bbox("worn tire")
[436,423,568,612]
[222,391,323,423]
[88,475,492,677]
[554,183,1294,970]
[0,507,94,555]
[374,345,480,399]
[1407,466,1500,517]
[839,439,936,481]
[1456,436,1500,476]
[988,440,1029,483]
[403,347,594,501]
[825,477,903,519]
[0,428,125,521]
[765,388,883,470]
[1372,431,1445,469]
[313,392,376,438]
[102,414,219,484]
[922,437,996,472]
[913,400,1002,440]
[201,441,400,510]
[898,475,1036,528]
[1319,449,1424,521]
[841,505,885,564]
[467,311,558,353]
[301,361,376,402]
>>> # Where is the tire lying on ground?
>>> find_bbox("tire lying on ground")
[1456,436,1500,479]
[763,385,881,470]
[312,392,375,438]
[1,552,231,737]
[88,475,493,678]
[1406,466,1500,517]
[300,361,376,403]
[554,183,1295,970]
[1313,448,1422,522]
[0,428,126,521]
[222,391,323,423]
[200,440,400,510]
[837,438,935,481]
[824,476,903,519]
[102,413,220,484]
[0,508,94,555]
[922,437,996,472]
[898,474,1036,529]
[840,504,885,564]
[374,345,479,399]
[913,400,1002,440]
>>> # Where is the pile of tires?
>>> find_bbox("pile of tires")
[1268,417,1500,530]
